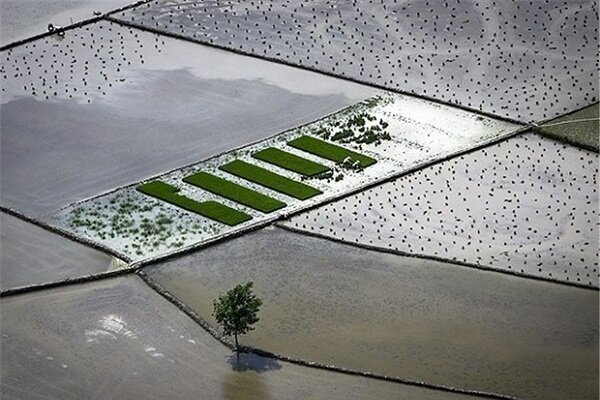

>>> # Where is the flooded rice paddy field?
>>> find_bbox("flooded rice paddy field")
[1,4,598,400]
[540,103,599,151]
[0,275,481,400]
[51,91,519,261]
[285,132,599,287]
[0,212,124,292]
[145,227,599,400]
[114,0,599,122]
[0,19,375,216]
[0,0,135,46]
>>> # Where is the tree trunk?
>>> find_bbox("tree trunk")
[234,332,239,360]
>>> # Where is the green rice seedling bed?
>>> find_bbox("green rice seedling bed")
[220,160,322,200]
[288,135,376,167]
[137,181,251,226]
[252,148,331,177]
[183,172,286,213]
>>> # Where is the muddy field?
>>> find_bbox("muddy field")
[0,20,375,216]
[0,275,481,400]
[540,103,599,150]
[145,227,599,400]
[284,133,599,287]
[115,0,599,122]
[0,212,123,291]
[0,0,134,45]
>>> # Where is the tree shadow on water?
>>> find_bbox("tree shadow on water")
[226,352,282,373]
[222,353,280,400]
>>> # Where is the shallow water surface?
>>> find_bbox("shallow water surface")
[115,0,599,122]
[0,275,478,400]
[0,20,375,216]
[146,227,599,400]
[0,0,134,45]
[0,212,122,291]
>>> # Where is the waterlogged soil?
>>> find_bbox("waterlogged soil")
[0,0,134,45]
[540,103,599,150]
[115,0,599,122]
[285,133,599,287]
[0,19,375,216]
[0,276,479,400]
[146,227,599,400]
[0,212,124,291]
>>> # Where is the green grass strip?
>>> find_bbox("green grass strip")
[220,160,322,200]
[288,135,377,167]
[252,148,331,177]
[137,181,252,226]
[183,172,286,213]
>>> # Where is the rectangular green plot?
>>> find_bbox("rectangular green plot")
[137,181,251,226]
[220,160,322,200]
[252,148,331,177]
[183,172,286,213]
[288,135,377,167]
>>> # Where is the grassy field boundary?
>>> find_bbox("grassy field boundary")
[288,135,377,167]
[220,160,322,200]
[137,181,251,226]
[183,172,286,213]
[253,148,331,176]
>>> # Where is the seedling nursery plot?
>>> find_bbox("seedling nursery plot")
[219,160,322,200]
[252,148,331,177]
[52,92,519,260]
[183,172,286,213]
[288,135,377,167]
[137,180,251,226]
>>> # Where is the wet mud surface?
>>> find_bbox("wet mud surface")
[540,103,599,150]
[285,133,599,287]
[115,0,599,122]
[0,212,123,291]
[0,275,480,400]
[1,20,375,216]
[145,227,599,400]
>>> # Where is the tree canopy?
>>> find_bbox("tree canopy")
[213,281,262,355]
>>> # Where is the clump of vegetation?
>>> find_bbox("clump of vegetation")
[67,188,223,257]
[331,128,354,142]
[213,281,263,358]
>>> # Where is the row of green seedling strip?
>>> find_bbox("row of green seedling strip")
[137,135,374,227]
[252,147,331,176]
[137,181,251,226]
[288,135,377,167]
[183,171,286,213]
[219,160,322,200]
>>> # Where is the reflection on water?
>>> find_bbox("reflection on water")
[222,353,279,400]
[226,353,281,373]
